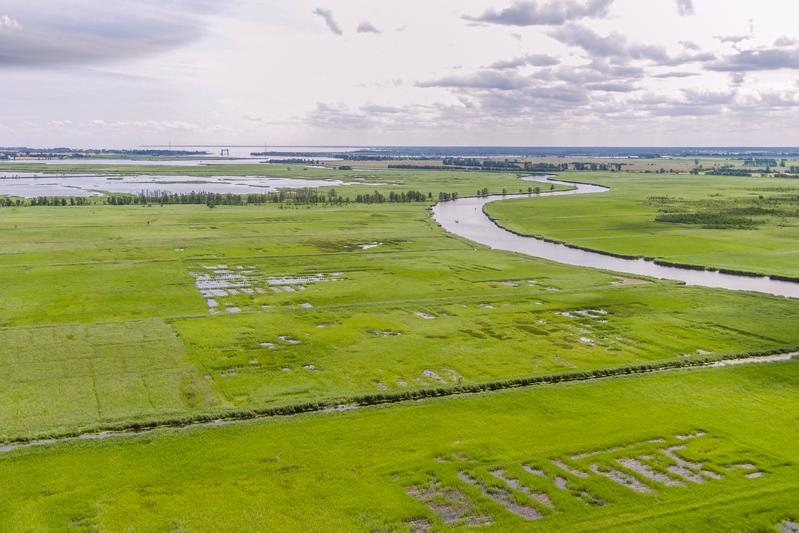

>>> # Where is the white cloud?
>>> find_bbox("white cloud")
[464,0,614,26]
[0,15,23,31]
[775,36,798,47]
[0,2,211,66]
[6,0,799,147]
[90,119,200,131]
[47,120,73,129]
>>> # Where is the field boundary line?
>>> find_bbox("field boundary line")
[0,348,796,452]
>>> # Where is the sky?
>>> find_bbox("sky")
[3,0,799,147]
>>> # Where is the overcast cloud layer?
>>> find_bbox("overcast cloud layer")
[3,0,799,147]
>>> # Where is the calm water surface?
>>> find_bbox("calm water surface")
[0,173,353,198]
[432,176,799,299]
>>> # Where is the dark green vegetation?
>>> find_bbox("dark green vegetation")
[650,193,799,230]
[1,165,799,531]
[486,173,799,279]
[1,189,439,208]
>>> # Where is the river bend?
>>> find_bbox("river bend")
[432,176,799,299]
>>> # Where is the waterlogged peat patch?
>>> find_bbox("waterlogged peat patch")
[556,308,609,320]
[404,518,432,533]
[422,369,445,383]
[370,330,402,337]
[550,459,589,479]
[405,479,492,527]
[400,430,770,526]
[616,458,684,487]
[490,469,554,509]
[457,471,542,521]
[778,520,799,533]
[398,368,463,389]
[558,431,746,494]
[190,265,342,314]
[589,464,652,493]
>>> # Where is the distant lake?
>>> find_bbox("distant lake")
[0,156,341,167]
[0,173,354,198]
[138,145,363,158]
[0,145,364,166]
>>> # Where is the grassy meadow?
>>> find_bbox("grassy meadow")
[1,165,798,531]
[485,172,799,279]
[2,198,799,441]
[1,361,798,531]
[0,319,215,438]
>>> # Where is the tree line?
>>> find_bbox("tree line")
[389,159,625,172]
[0,196,93,207]
[355,190,456,203]
[1,189,457,208]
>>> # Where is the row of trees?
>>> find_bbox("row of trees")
[476,184,554,197]
[0,197,24,206]
[742,158,779,167]
[440,158,625,172]
[107,189,447,207]
[388,190,429,202]
[2,189,465,208]
[442,158,526,170]
[265,158,322,165]
[705,167,754,176]
[690,165,799,176]
[107,189,337,206]
[571,162,624,171]
[354,190,457,203]
[655,211,759,229]
[0,196,93,207]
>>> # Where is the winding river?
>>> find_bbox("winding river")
[432,176,799,299]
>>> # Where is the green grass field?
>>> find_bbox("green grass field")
[0,319,215,438]
[1,361,798,531]
[485,173,799,279]
[2,197,799,442]
[1,166,798,531]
